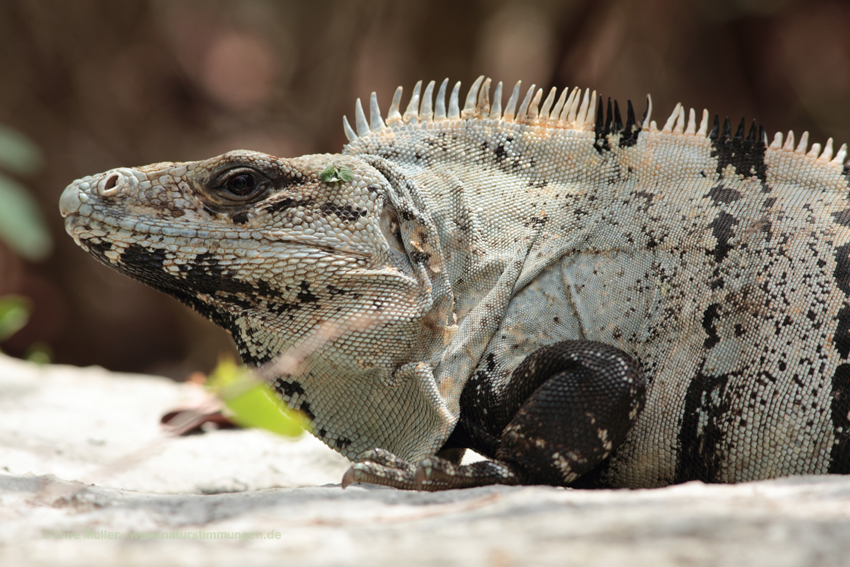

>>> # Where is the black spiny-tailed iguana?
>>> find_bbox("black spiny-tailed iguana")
[59,77,850,490]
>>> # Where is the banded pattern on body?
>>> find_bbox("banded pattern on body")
[61,76,850,488]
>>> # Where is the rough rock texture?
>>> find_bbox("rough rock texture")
[1,354,849,567]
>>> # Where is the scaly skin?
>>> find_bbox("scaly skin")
[61,77,850,489]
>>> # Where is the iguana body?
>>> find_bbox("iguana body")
[60,77,850,489]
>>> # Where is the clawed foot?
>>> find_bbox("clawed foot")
[341,448,523,491]
[341,448,419,490]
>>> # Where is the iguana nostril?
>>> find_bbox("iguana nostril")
[98,173,122,196]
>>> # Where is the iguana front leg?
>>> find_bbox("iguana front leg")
[342,341,646,490]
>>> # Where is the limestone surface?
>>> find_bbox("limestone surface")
[1,354,849,567]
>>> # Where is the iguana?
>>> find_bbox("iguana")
[59,76,850,490]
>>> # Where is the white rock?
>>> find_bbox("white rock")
[1,354,849,567]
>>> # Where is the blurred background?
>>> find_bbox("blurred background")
[1,0,849,379]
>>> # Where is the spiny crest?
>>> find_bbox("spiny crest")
[342,76,640,142]
[343,76,847,165]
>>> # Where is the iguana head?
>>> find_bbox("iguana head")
[59,150,450,370]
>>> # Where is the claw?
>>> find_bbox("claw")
[414,459,433,489]
[341,466,359,489]
[337,453,419,490]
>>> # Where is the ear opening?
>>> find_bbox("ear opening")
[379,204,405,254]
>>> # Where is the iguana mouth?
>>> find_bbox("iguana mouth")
[257,232,373,258]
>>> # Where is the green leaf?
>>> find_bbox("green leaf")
[0,295,31,342]
[319,165,354,184]
[206,359,307,438]
[319,165,339,183]
[226,384,307,437]
[0,125,42,176]
[336,166,354,182]
[0,174,53,261]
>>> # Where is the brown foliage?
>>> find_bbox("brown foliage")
[1,0,847,377]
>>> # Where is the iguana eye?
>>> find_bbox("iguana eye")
[213,168,269,202]
[226,173,256,196]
